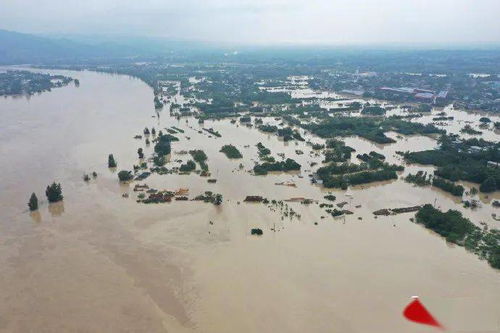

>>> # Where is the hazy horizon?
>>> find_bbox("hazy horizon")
[1,0,500,45]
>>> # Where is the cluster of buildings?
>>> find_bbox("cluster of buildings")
[379,86,448,104]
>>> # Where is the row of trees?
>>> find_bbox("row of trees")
[322,169,398,189]
[405,171,432,186]
[253,158,301,175]
[432,177,465,197]
[415,205,500,269]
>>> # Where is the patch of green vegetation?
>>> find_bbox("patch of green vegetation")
[318,162,369,175]
[108,154,117,168]
[292,131,305,141]
[179,160,196,172]
[153,155,166,166]
[28,193,38,211]
[203,128,222,137]
[432,177,465,196]
[415,205,500,269]
[171,126,185,133]
[256,142,271,157]
[45,182,63,202]
[154,134,172,155]
[404,135,500,193]
[319,168,399,189]
[417,104,432,112]
[0,70,73,96]
[117,171,133,182]
[357,151,385,162]
[251,228,263,235]
[258,124,278,133]
[361,105,386,115]
[277,127,293,141]
[460,125,482,135]
[154,96,163,109]
[479,177,497,193]
[369,151,385,160]
[405,171,432,186]
[305,117,397,144]
[220,145,243,159]
[253,158,301,175]
[317,155,403,189]
[327,209,345,217]
[193,191,223,205]
[323,139,355,163]
[324,194,336,201]
[190,149,209,171]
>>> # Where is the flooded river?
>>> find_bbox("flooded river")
[0,69,499,332]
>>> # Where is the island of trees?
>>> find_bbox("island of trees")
[316,157,403,189]
[304,117,444,144]
[190,150,209,171]
[220,145,243,159]
[254,158,301,175]
[0,70,74,96]
[415,205,500,269]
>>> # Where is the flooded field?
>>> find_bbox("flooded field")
[1,69,499,332]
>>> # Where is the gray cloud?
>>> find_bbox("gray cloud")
[0,0,499,44]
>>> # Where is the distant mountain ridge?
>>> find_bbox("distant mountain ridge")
[0,29,147,64]
[1,29,499,72]
[0,29,232,64]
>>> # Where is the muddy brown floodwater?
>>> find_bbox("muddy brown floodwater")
[0,69,499,333]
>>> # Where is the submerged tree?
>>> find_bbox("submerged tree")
[118,170,133,182]
[137,148,144,159]
[108,154,117,168]
[480,177,497,193]
[153,155,165,166]
[154,96,163,109]
[45,182,63,203]
[28,193,38,211]
[251,228,263,235]
[179,160,196,172]
[154,134,171,156]
[214,194,223,205]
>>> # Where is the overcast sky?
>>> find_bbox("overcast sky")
[1,0,499,45]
